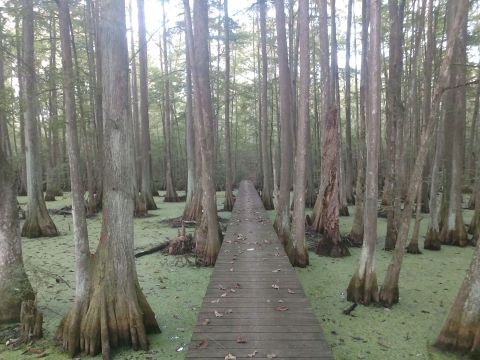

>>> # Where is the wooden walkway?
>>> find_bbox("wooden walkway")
[186,180,333,359]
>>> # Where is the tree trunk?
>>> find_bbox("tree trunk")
[184,0,196,211]
[21,0,58,238]
[347,0,379,305]
[435,236,480,356]
[424,0,442,251]
[383,0,405,251]
[439,0,468,247]
[0,148,34,324]
[378,0,469,306]
[45,17,62,202]
[56,1,160,357]
[137,0,157,210]
[55,0,93,353]
[468,71,480,210]
[223,0,235,211]
[312,0,349,258]
[344,0,354,205]
[259,0,274,210]
[162,2,179,203]
[288,0,309,268]
[192,0,221,266]
[182,0,203,223]
[348,0,369,247]
[273,0,293,246]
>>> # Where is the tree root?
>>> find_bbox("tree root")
[316,232,350,257]
[424,227,441,250]
[57,286,160,359]
[347,271,378,305]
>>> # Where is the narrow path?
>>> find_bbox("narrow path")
[186,180,333,359]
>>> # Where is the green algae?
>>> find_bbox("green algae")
[1,193,475,359]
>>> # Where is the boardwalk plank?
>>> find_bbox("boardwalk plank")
[186,180,333,359]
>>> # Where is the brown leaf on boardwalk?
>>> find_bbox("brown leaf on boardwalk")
[218,284,226,290]
[197,339,209,349]
[226,308,233,314]
[230,288,236,293]
[225,353,237,360]
[214,310,223,317]
[200,318,210,326]
[267,354,277,358]
[275,305,289,311]
[248,350,259,358]
[287,288,295,294]
[221,292,227,297]
[236,335,247,343]
[234,282,241,288]
[272,284,280,290]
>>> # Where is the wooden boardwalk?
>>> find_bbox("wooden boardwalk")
[186,180,333,359]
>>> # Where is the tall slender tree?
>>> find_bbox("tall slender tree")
[259,0,274,210]
[347,0,379,305]
[138,0,157,210]
[223,0,235,211]
[162,0,179,203]
[21,0,58,238]
[273,0,293,245]
[312,0,349,257]
[192,0,222,265]
[288,0,309,267]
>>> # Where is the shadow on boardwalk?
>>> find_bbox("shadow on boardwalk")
[186,180,333,359]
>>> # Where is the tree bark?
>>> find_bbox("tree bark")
[0,145,34,324]
[435,235,480,356]
[21,0,58,238]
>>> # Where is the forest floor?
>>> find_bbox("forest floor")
[0,191,474,360]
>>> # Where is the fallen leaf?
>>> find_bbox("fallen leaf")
[248,350,259,358]
[234,282,241,288]
[200,318,210,326]
[230,288,236,293]
[247,248,255,251]
[267,354,277,358]
[272,269,281,273]
[225,353,237,360]
[214,310,223,317]
[287,289,295,294]
[218,284,226,290]
[211,298,220,303]
[236,336,247,343]
[230,268,234,272]
[226,308,233,314]
[275,305,289,311]
[221,292,227,297]
[272,284,280,290]
[197,339,209,349]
